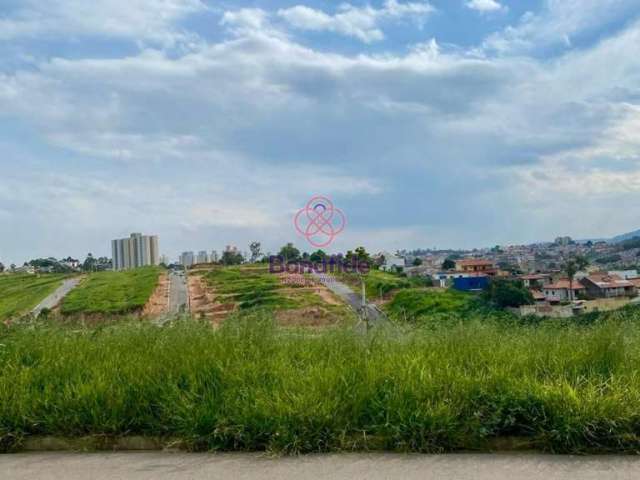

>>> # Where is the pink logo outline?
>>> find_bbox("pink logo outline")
[294,195,346,248]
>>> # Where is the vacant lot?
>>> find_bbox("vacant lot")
[191,265,352,326]
[0,274,68,320]
[2,308,640,453]
[336,270,431,303]
[60,267,162,316]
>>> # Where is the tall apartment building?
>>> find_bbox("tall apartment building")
[180,251,194,268]
[196,250,209,264]
[111,233,160,271]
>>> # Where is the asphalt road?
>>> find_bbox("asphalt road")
[168,271,188,314]
[31,277,82,316]
[313,272,386,327]
[3,453,640,480]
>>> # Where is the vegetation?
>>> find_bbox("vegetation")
[60,267,161,315]
[483,278,534,309]
[4,310,640,453]
[385,288,478,321]
[334,270,424,300]
[0,274,68,320]
[201,266,351,320]
[203,266,298,310]
[442,258,456,270]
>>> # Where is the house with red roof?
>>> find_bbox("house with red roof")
[542,279,586,303]
[580,273,637,299]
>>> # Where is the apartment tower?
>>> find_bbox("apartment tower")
[111,233,160,271]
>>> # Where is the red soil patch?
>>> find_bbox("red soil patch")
[142,273,169,317]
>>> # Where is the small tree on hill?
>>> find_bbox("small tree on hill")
[278,243,301,262]
[249,241,262,263]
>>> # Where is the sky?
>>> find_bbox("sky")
[1,0,640,264]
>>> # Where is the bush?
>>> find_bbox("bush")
[483,278,534,308]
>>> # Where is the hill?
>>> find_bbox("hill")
[611,229,640,244]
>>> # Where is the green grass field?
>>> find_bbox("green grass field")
[385,288,481,321]
[60,267,161,315]
[201,266,351,320]
[0,274,68,320]
[3,308,640,453]
[336,270,429,301]
[203,266,298,310]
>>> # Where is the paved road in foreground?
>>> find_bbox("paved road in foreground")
[31,277,82,316]
[3,453,640,480]
[168,271,188,314]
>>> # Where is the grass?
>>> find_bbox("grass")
[336,270,428,300]
[3,308,640,453]
[202,266,297,310]
[0,274,68,320]
[60,267,161,315]
[385,288,481,321]
[201,266,351,320]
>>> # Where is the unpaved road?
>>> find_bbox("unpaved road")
[3,453,640,480]
[31,277,81,316]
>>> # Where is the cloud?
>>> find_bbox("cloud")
[482,0,640,55]
[2,1,640,260]
[465,0,505,13]
[277,1,434,43]
[0,0,205,45]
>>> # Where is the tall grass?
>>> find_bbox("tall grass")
[60,267,161,315]
[2,309,640,453]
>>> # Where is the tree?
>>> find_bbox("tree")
[563,255,589,301]
[412,258,423,266]
[83,253,97,272]
[0,262,4,273]
[309,250,326,263]
[249,241,262,263]
[278,243,301,262]
[221,249,244,266]
[442,258,456,270]
[484,279,534,308]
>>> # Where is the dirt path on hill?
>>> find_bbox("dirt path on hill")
[142,274,169,317]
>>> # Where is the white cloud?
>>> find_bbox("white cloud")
[0,0,205,45]
[466,0,504,13]
[2,3,640,259]
[278,1,434,43]
[482,0,639,55]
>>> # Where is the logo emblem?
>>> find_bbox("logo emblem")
[294,195,346,248]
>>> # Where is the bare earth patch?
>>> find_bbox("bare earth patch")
[142,274,169,317]
[188,275,235,325]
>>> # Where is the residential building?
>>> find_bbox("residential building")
[455,259,498,276]
[453,276,489,292]
[111,233,159,271]
[520,274,552,289]
[608,270,639,280]
[196,250,209,264]
[378,251,405,272]
[580,273,636,298]
[210,250,219,263]
[542,279,586,303]
[180,251,195,268]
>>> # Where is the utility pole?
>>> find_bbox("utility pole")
[360,275,369,332]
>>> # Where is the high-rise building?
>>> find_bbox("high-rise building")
[111,233,160,271]
[196,250,209,264]
[180,251,194,268]
[210,250,219,263]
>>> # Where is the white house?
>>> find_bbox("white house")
[379,252,405,272]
